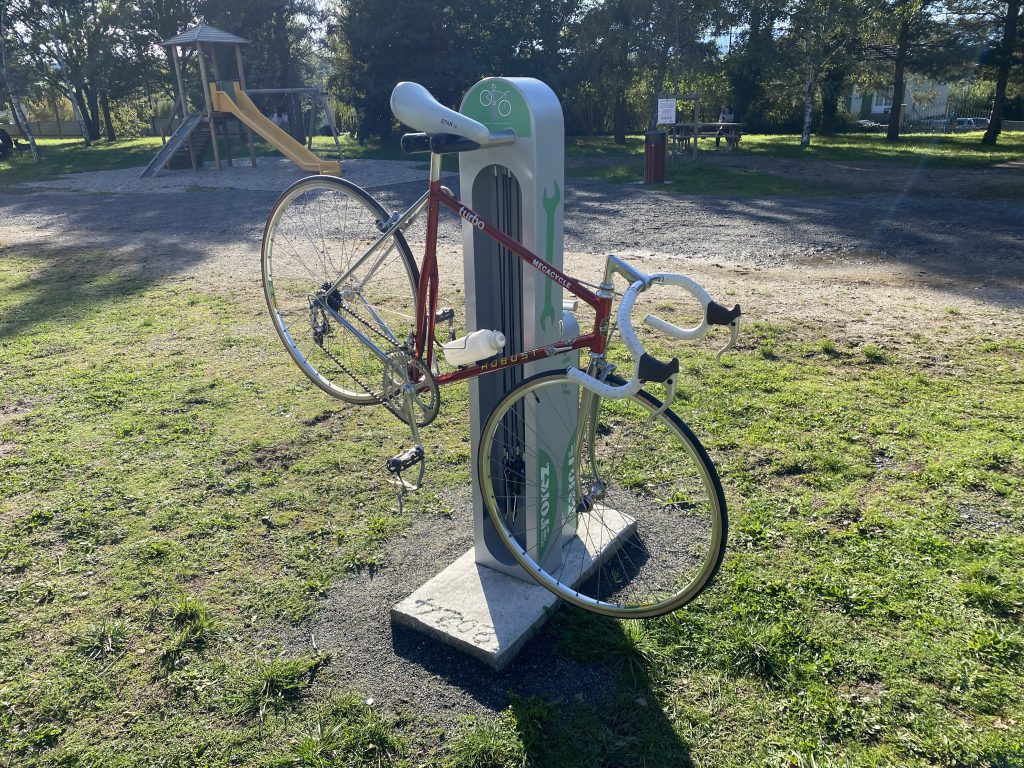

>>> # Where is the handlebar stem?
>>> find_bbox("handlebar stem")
[602,254,650,287]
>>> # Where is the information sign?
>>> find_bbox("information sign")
[657,98,676,125]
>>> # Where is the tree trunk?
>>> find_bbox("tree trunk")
[73,85,98,143]
[5,92,40,162]
[0,6,39,161]
[100,91,116,141]
[818,67,845,136]
[85,85,101,141]
[800,59,819,148]
[886,19,910,142]
[648,37,673,130]
[613,91,627,144]
[982,0,1020,145]
[67,85,91,145]
[53,98,64,138]
[51,53,91,145]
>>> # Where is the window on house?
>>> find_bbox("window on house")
[872,90,894,114]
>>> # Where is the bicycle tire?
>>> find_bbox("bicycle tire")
[262,175,419,404]
[477,371,727,618]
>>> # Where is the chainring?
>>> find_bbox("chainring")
[381,351,440,428]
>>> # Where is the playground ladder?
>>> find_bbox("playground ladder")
[140,114,202,178]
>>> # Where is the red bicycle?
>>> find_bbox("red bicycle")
[261,82,741,618]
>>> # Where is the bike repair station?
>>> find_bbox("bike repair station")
[391,78,634,669]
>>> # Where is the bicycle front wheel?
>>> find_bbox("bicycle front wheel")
[478,371,727,618]
[262,176,419,404]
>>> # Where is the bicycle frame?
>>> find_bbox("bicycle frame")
[332,152,615,387]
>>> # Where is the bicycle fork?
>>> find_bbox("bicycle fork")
[571,364,608,522]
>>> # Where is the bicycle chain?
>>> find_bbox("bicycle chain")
[317,337,390,406]
[314,293,422,413]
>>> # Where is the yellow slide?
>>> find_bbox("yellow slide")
[210,81,341,175]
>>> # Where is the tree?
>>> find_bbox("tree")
[9,0,134,142]
[876,0,925,140]
[817,60,851,134]
[644,0,726,129]
[723,0,790,131]
[0,0,41,161]
[199,0,318,89]
[981,0,1022,143]
[573,0,648,143]
[785,0,861,146]
[571,0,722,142]
[869,0,965,141]
[335,0,533,138]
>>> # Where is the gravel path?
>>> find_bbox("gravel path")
[2,158,1022,723]
[8,159,1021,285]
[24,156,457,194]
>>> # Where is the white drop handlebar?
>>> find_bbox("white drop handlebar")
[566,272,737,399]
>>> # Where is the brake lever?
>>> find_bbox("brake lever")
[647,374,679,425]
[715,320,739,363]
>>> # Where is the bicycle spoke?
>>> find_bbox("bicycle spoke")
[263,178,418,404]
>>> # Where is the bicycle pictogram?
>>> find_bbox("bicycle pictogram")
[479,84,512,118]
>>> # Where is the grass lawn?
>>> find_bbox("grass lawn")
[5,131,1020,197]
[0,134,448,189]
[739,132,1024,167]
[567,131,1024,168]
[566,150,839,197]
[1,241,1022,765]
[566,131,1024,196]
[0,138,164,187]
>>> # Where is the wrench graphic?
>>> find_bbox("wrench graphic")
[539,181,561,332]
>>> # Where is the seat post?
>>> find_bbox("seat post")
[429,152,442,183]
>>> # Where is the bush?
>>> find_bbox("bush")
[108,98,150,139]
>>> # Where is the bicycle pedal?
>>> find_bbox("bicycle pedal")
[387,445,425,494]
[386,445,424,475]
[435,307,457,343]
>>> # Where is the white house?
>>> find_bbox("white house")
[849,78,951,122]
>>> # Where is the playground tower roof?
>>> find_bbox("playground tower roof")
[161,23,249,47]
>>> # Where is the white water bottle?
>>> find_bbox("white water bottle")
[442,329,506,366]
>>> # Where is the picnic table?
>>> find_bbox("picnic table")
[672,122,742,151]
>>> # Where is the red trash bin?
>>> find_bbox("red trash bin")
[644,130,667,183]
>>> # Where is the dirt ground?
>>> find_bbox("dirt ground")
[7,154,1021,344]
[1,156,1022,719]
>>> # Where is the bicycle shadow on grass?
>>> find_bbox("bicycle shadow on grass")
[393,607,694,767]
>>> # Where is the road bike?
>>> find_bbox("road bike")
[261,81,742,618]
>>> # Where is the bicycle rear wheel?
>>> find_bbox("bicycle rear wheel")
[262,176,419,404]
[478,371,727,618]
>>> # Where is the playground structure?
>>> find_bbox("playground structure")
[141,23,341,179]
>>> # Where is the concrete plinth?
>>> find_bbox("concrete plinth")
[392,506,635,670]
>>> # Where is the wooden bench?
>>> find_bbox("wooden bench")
[672,122,742,152]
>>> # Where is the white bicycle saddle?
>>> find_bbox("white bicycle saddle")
[390,81,514,147]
